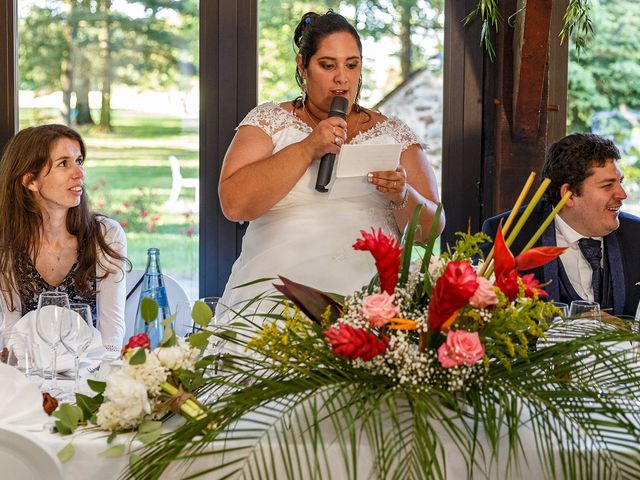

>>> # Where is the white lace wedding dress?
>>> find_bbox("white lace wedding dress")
[218,102,425,323]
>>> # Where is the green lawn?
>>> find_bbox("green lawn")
[20,109,200,289]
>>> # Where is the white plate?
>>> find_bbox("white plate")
[0,422,63,479]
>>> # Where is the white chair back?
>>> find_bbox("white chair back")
[167,155,199,209]
[0,422,63,479]
[124,269,190,344]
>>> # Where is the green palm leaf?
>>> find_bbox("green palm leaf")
[123,314,640,480]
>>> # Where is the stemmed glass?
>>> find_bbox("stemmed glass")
[552,301,569,319]
[60,303,94,394]
[174,300,195,338]
[35,291,69,393]
[569,300,601,321]
[199,297,225,372]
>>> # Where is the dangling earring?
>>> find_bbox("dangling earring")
[354,75,362,111]
[301,77,308,105]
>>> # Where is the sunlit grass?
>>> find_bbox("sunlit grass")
[19,108,200,288]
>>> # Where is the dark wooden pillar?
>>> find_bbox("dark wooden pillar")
[441,0,487,247]
[485,0,569,217]
[199,0,256,297]
[0,0,17,149]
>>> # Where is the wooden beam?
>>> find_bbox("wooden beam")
[512,0,553,141]
[441,0,486,248]
[546,0,570,144]
[0,0,17,149]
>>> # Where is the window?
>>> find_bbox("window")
[257,1,444,194]
[17,0,200,297]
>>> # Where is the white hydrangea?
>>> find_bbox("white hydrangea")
[121,352,168,395]
[152,338,199,371]
[96,370,152,430]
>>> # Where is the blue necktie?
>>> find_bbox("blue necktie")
[578,237,602,304]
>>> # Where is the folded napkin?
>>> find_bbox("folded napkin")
[9,309,103,373]
[0,363,49,430]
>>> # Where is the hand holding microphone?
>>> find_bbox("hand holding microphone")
[315,96,349,192]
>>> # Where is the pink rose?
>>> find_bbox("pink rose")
[361,292,400,327]
[437,330,485,368]
[469,276,498,308]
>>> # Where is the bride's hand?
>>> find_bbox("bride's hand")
[302,117,347,160]
[367,165,408,204]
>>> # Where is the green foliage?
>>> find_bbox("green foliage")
[191,300,213,328]
[100,444,126,457]
[466,0,592,61]
[464,0,500,59]
[126,320,640,479]
[567,0,640,133]
[18,0,199,128]
[257,0,443,104]
[140,297,158,324]
[128,347,147,365]
[450,231,491,262]
[87,379,107,393]
[57,443,76,463]
[188,330,213,351]
[89,180,162,234]
[75,392,103,421]
[53,403,84,435]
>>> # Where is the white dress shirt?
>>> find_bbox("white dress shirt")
[554,214,603,302]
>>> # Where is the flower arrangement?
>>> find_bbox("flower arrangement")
[53,300,217,462]
[120,178,640,479]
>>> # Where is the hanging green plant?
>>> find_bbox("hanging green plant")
[466,0,593,59]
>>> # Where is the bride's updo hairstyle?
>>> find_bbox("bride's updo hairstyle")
[293,10,364,112]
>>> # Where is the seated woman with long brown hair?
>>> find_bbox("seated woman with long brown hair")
[0,124,130,352]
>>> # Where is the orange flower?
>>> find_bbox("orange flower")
[388,318,417,330]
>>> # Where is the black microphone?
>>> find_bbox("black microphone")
[315,96,349,192]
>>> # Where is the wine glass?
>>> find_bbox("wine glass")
[1,332,41,386]
[35,291,69,393]
[569,300,601,321]
[60,303,94,394]
[174,300,195,337]
[199,297,224,372]
[552,301,569,319]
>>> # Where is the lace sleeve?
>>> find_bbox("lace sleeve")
[385,117,428,152]
[237,102,292,137]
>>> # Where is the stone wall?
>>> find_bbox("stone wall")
[375,68,443,187]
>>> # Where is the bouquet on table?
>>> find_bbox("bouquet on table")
[53,299,218,462]
[128,179,639,479]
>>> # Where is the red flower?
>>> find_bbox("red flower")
[492,224,565,301]
[494,269,520,302]
[352,228,402,294]
[428,261,479,331]
[515,246,567,271]
[521,273,548,299]
[122,333,151,355]
[323,323,388,361]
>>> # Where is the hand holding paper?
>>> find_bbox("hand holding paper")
[328,144,402,199]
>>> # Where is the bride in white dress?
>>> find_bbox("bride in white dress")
[217,11,443,322]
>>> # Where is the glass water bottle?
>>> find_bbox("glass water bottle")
[133,248,171,348]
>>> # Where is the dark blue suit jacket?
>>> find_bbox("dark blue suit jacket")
[481,201,640,317]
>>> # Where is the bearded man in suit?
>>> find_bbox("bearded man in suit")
[482,132,640,317]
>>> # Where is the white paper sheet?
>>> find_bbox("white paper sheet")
[328,143,402,199]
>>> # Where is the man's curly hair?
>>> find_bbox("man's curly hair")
[542,133,620,204]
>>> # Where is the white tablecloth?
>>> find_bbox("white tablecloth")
[27,400,560,480]
[6,368,635,479]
